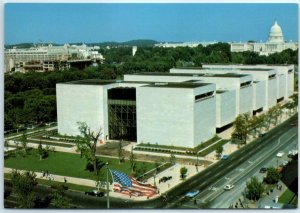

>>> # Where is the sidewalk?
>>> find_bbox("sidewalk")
[257,180,288,208]
[3,167,155,201]
[4,111,296,202]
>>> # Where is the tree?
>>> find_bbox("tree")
[180,167,188,179]
[215,145,223,158]
[76,122,103,175]
[38,141,43,160]
[265,167,280,184]
[169,152,176,165]
[129,147,136,173]
[52,185,71,208]
[231,113,251,144]
[246,176,264,201]
[4,140,9,152]
[118,140,124,164]
[20,131,28,154]
[10,169,37,208]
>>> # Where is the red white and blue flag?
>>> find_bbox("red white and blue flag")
[110,169,158,197]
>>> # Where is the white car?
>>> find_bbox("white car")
[224,184,234,190]
[276,151,284,158]
[185,189,200,198]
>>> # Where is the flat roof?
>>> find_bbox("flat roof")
[129,72,248,78]
[144,82,211,89]
[65,79,116,85]
[63,79,151,85]
[173,66,203,69]
[216,90,227,94]
[240,68,273,71]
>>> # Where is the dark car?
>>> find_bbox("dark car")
[259,167,267,173]
[85,190,105,197]
[259,133,266,138]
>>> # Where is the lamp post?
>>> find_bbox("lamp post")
[106,162,110,209]
[196,153,199,172]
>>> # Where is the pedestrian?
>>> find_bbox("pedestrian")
[194,199,197,205]
[64,177,67,183]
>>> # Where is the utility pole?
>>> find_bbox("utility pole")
[106,162,110,209]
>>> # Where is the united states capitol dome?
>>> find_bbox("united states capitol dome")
[268,21,284,43]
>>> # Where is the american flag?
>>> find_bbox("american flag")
[110,170,158,197]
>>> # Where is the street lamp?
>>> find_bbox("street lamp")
[106,162,110,209]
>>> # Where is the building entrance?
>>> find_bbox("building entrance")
[108,88,137,141]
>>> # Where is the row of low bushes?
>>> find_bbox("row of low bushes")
[134,146,193,156]
[27,140,74,148]
[41,135,76,143]
[137,162,173,181]
[198,139,230,157]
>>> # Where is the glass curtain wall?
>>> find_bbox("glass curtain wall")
[108,88,137,141]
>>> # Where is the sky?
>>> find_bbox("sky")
[4,3,299,44]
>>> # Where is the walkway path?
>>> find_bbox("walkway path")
[4,109,297,202]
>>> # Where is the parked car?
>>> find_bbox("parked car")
[224,184,234,190]
[276,151,284,158]
[185,189,200,198]
[259,167,267,173]
[259,133,266,138]
[221,155,229,160]
[85,190,105,197]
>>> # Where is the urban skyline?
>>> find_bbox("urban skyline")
[5,3,298,44]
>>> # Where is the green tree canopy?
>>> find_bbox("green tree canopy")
[265,167,280,184]
[10,170,37,208]
[246,176,265,201]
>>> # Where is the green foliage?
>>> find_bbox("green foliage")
[265,167,280,184]
[180,167,188,179]
[129,147,136,172]
[76,122,103,175]
[231,113,251,144]
[52,185,71,208]
[118,140,124,163]
[10,169,37,208]
[215,145,223,156]
[246,176,265,201]
[169,152,176,165]
[38,141,50,159]
[21,132,28,154]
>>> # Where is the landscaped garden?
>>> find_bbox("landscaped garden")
[4,149,156,182]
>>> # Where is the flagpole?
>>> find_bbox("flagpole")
[106,162,110,209]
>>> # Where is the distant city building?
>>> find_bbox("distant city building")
[4,43,105,72]
[230,21,298,56]
[154,41,218,48]
[56,64,294,148]
[132,46,137,56]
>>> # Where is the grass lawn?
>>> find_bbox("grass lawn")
[4,173,96,192]
[278,188,296,204]
[198,139,230,157]
[4,149,156,182]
